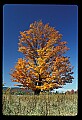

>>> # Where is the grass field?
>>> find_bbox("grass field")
[2,93,78,116]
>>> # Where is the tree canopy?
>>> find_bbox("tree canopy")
[10,20,74,95]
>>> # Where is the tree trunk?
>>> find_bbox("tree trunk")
[34,74,42,95]
[34,89,41,95]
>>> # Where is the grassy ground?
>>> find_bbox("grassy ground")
[2,93,78,116]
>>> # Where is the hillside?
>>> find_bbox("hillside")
[3,87,33,94]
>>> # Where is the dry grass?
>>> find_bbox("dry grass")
[2,93,78,116]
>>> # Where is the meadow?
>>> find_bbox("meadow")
[2,93,78,116]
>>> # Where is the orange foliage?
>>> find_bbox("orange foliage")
[10,20,74,93]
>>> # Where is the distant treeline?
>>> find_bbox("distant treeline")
[3,87,78,95]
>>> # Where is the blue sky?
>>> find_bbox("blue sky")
[3,4,78,91]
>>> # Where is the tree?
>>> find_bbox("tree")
[65,90,70,95]
[10,20,74,95]
[70,89,75,94]
[2,82,6,86]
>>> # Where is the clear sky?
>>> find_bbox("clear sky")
[3,4,78,91]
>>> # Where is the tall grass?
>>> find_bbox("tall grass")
[2,93,78,116]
